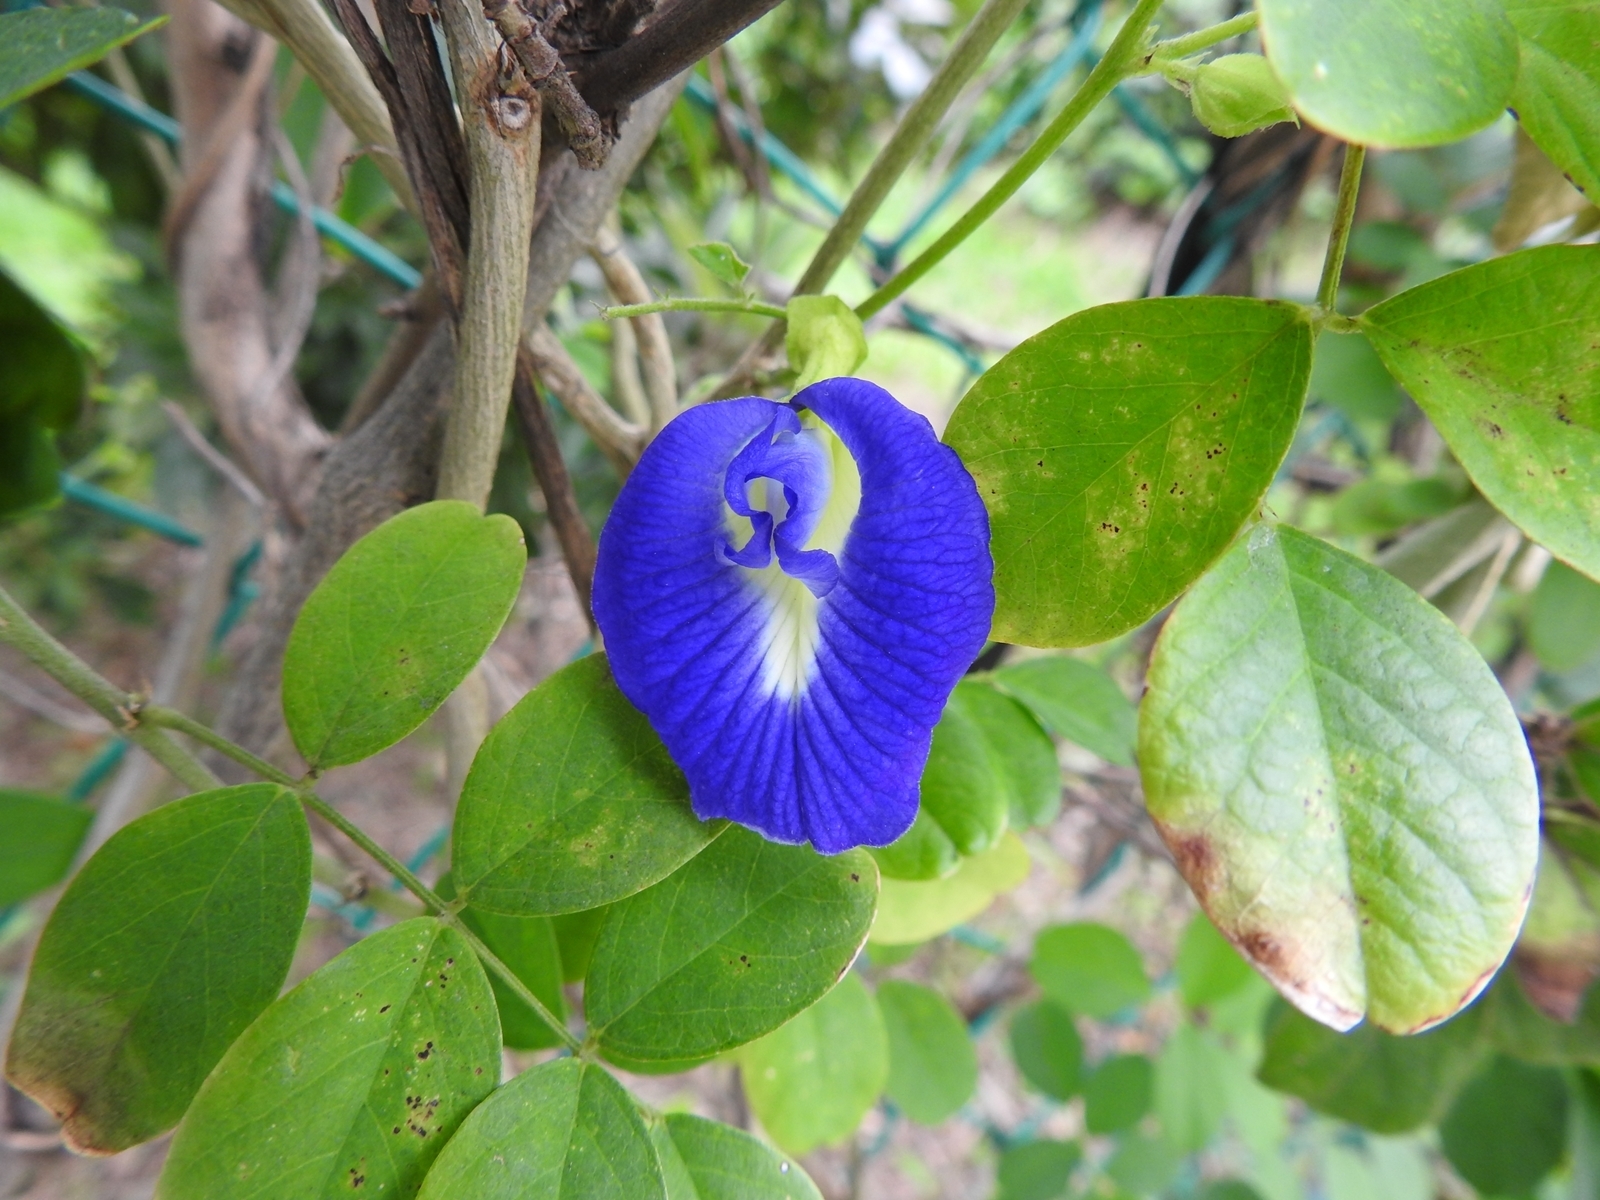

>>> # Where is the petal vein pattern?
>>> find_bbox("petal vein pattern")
[593,378,994,854]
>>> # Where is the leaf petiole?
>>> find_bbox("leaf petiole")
[601,297,786,320]
[1316,143,1366,314]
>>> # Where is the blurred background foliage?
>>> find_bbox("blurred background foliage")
[2,0,1599,1196]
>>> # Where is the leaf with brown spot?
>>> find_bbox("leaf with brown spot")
[944,297,1312,647]
[1140,525,1539,1034]
[156,919,498,1200]
[1362,245,1600,580]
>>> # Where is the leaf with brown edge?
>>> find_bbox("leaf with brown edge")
[1139,524,1539,1034]
[5,784,309,1155]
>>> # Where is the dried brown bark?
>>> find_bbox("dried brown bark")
[164,0,332,525]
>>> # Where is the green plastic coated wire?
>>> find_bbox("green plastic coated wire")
[63,72,422,290]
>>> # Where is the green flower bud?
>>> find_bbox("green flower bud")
[1191,53,1298,139]
[786,294,868,389]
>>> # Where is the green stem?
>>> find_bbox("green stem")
[602,297,786,320]
[296,789,582,1054]
[794,0,1033,299]
[1316,144,1366,314]
[0,582,220,793]
[1147,10,1257,62]
[857,0,1166,321]
[0,580,579,1051]
[142,705,299,787]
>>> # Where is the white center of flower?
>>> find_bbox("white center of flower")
[723,412,862,699]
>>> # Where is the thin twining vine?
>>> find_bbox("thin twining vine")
[601,3,1270,329]
[0,581,583,1055]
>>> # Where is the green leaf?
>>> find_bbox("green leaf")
[453,654,719,915]
[1154,1023,1228,1152]
[785,295,867,390]
[739,973,888,1155]
[0,267,85,429]
[1484,966,1600,1066]
[0,415,62,518]
[1439,1056,1568,1196]
[1309,330,1403,424]
[1505,0,1600,198]
[435,872,565,1050]
[415,1057,662,1200]
[1361,245,1600,580]
[1175,912,1256,1010]
[158,918,499,1200]
[552,904,611,983]
[6,784,309,1154]
[1084,1055,1153,1135]
[1030,922,1150,1019]
[0,789,89,905]
[1190,54,1297,138]
[1106,1132,1181,1197]
[1256,1000,1488,1133]
[283,500,526,768]
[584,825,877,1063]
[1139,524,1540,1033]
[918,680,1011,856]
[944,297,1312,647]
[686,242,751,291]
[662,1112,823,1200]
[1009,999,1082,1101]
[877,980,977,1124]
[871,831,1028,945]
[1255,0,1518,147]
[869,808,960,882]
[995,1140,1080,1200]
[1199,1185,1265,1200]
[960,679,1062,829]
[1531,559,1600,672]
[0,7,166,109]
[989,656,1136,767]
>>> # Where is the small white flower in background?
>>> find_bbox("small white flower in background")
[848,0,953,100]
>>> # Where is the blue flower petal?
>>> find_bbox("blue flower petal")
[592,377,994,853]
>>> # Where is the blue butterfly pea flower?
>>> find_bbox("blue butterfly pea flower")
[592,376,994,854]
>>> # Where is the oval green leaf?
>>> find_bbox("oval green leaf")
[877,979,977,1125]
[1008,999,1082,1101]
[283,500,526,768]
[1361,246,1600,579]
[917,680,1011,857]
[944,296,1312,647]
[1175,912,1256,1011]
[1530,560,1600,671]
[870,831,1029,946]
[453,654,721,915]
[0,789,89,906]
[1441,1055,1568,1196]
[416,1057,663,1200]
[1084,1054,1153,1135]
[738,974,888,1156]
[584,825,877,1063]
[996,1140,1080,1200]
[869,808,960,882]
[1257,0,1517,148]
[958,679,1061,830]
[6,784,309,1154]
[158,918,499,1200]
[1030,922,1150,1019]
[1257,1000,1488,1133]
[0,7,166,109]
[661,1112,823,1200]
[989,656,1136,767]
[1141,524,1540,1033]
[1506,0,1600,198]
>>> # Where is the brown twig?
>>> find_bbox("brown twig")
[571,0,784,118]
[512,349,597,625]
[481,0,605,167]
